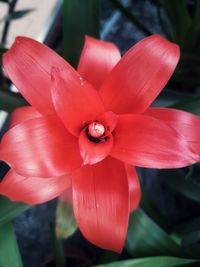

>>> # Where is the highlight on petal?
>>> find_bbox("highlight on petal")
[0,114,82,177]
[125,165,141,212]
[51,68,105,136]
[79,129,113,165]
[78,35,121,89]
[0,170,71,204]
[111,114,199,169]
[144,107,200,155]
[3,37,73,114]
[99,35,180,114]
[72,156,130,252]
[9,106,41,128]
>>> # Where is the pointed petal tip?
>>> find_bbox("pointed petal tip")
[111,114,199,169]
[100,34,180,114]
[0,169,72,204]
[0,114,82,178]
[72,157,129,252]
[150,34,180,60]
[78,35,121,89]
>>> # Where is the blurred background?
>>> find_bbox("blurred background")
[0,1,200,267]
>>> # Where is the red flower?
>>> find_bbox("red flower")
[0,35,200,252]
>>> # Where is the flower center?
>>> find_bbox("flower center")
[88,122,105,138]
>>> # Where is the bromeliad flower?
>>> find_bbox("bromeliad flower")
[0,35,200,252]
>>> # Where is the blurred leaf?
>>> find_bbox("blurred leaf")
[0,222,23,267]
[155,2,170,38]
[0,47,7,56]
[174,217,200,237]
[98,251,119,265]
[152,88,195,108]
[0,0,18,45]
[126,208,182,257]
[173,217,200,248]
[0,47,7,63]
[0,0,10,3]
[160,0,191,46]
[50,225,65,267]
[181,230,200,247]
[62,0,100,67]
[0,196,30,226]
[140,187,166,227]
[0,90,27,112]
[56,198,76,239]
[172,73,200,87]
[7,8,34,20]
[158,169,200,203]
[108,0,152,36]
[184,0,200,53]
[181,53,200,65]
[96,256,199,267]
[171,97,200,115]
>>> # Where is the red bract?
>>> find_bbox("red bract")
[0,35,200,252]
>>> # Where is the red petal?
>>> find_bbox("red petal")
[3,37,72,114]
[125,165,141,212]
[0,170,71,204]
[98,111,118,133]
[79,129,113,165]
[99,35,180,114]
[144,107,200,155]
[59,188,72,203]
[111,114,199,168]
[0,115,82,177]
[9,106,41,128]
[78,35,121,89]
[72,157,129,252]
[51,68,105,136]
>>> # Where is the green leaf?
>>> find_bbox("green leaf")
[0,47,7,63]
[50,225,65,267]
[173,217,200,248]
[0,47,7,56]
[95,256,199,267]
[8,8,34,20]
[181,53,200,65]
[174,217,200,237]
[0,222,23,267]
[0,196,30,226]
[172,73,200,87]
[158,169,200,203]
[126,208,182,257]
[97,251,120,265]
[140,187,166,227]
[170,97,200,115]
[184,0,200,53]
[0,90,27,112]
[55,198,76,239]
[181,230,200,247]
[62,0,100,67]
[152,88,195,108]
[160,0,191,47]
